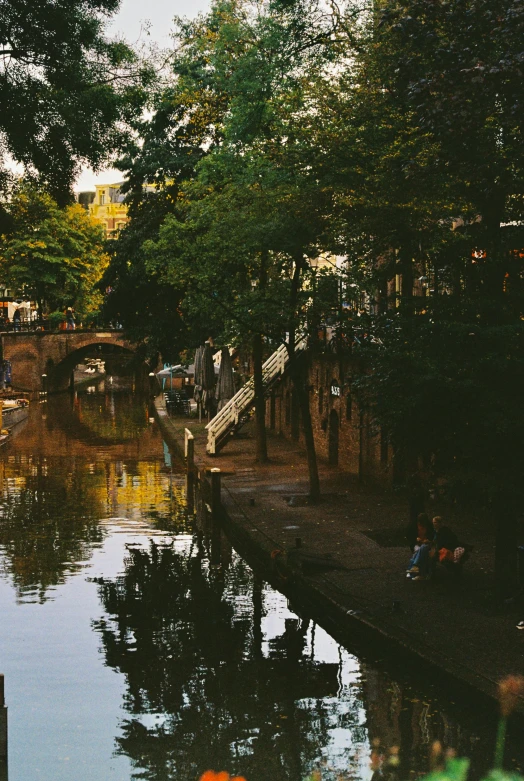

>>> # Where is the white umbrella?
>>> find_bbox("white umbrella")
[156,365,187,378]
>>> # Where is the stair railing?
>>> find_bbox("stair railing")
[205,336,306,454]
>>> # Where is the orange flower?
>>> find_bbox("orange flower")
[199,772,247,781]
[498,675,524,717]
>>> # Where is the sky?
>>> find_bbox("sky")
[75,0,210,192]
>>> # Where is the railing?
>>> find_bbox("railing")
[0,320,121,334]
[205,336,307,454]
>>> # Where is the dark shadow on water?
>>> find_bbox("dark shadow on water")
[92,516,524,781]
[92,538,357,781]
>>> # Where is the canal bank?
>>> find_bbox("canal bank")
[154,396,524,719]
[1,385,522,781]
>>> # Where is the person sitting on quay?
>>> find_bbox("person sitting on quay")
[432,515,466,568]
[406,513,435,581]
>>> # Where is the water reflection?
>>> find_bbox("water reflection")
[0,384,191,606]
[0,455,105,602]
[93,538,370,781]
[0,388,520,781]
[71,387,150,443]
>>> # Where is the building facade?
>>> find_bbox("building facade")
[265,350,393,486]
[78,183,129,237]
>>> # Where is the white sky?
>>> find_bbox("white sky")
[75,0,211,192]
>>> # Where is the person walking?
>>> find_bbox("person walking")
[66,308,75,330]
[12,307,21,332]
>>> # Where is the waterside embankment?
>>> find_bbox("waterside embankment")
[154,396,524,717]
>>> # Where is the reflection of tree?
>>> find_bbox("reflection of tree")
[93,540,365,781]
[0,453,178,603]
[71,392,149,443]
[0,457,105,602]
[362,666,499,780]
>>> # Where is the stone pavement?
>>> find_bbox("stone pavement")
[154,398,524,714]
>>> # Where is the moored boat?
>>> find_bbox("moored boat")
[1,398,29,431]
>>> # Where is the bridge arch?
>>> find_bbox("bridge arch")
[1,331,137,393]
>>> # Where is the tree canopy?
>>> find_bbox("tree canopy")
[102,0,524,569]
[0,183,109,318]
[0,0,152,205]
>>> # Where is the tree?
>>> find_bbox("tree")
[0,183,109,318]
[0,0,152,205]
[326,0,524,595]
[100,188,189,362]
[100,0,239,360]
[134,0,342,492]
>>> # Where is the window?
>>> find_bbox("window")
[99,191,105,205]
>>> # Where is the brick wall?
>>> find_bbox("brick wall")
[266,352,393,486]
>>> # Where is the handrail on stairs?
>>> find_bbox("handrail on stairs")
[205,336,306,454]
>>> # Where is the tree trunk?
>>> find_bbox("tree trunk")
[298,379,320,503]
[289,353,320,503]
[253,250,269,463]
[288,251,321,502]
[253,331,268,463]
[482,192,506,314]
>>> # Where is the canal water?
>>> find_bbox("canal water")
[0,386,520,781]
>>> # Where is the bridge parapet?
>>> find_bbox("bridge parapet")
[1,330,135,393]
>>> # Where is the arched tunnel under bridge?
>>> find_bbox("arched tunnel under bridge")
[1,331,140,393]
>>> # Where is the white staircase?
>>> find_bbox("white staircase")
[205,337,307,454]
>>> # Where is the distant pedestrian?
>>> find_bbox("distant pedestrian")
[66,308,75,330]
[12,308,21,331]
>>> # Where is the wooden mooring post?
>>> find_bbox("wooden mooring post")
[210,468,221,520]
[210,468,222,566]
[185,429,195,513]
[0,673,7,776]
[184,429,194,473]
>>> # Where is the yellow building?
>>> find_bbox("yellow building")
[83,183,129,237]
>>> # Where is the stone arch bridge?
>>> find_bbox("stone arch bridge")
[1,330,137,393]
